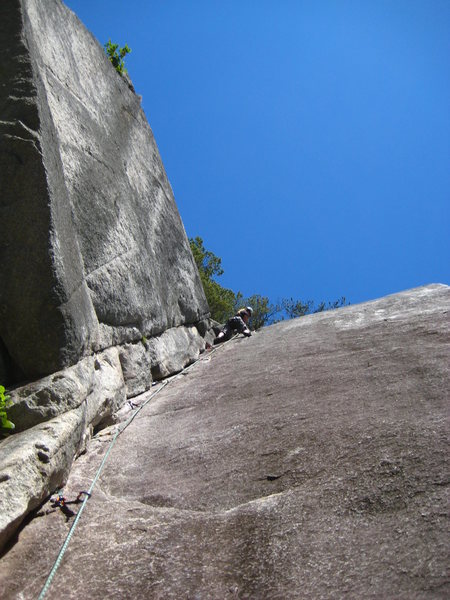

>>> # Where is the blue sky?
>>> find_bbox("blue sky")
[64,0,449,307]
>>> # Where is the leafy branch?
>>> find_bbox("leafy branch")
[104,39,131,75]
[0,385,14,433]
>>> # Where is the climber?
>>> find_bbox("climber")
[213,307,253,345]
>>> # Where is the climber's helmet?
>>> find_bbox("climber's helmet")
[245,307,253,317]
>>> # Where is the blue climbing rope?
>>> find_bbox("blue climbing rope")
[37,334,240,598]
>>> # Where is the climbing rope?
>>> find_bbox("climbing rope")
[37,333,240,599]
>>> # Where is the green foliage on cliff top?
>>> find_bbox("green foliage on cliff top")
[190,237,236,323]
[190,237,349,328]
[104,40,131,75]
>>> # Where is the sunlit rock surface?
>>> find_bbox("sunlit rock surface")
[1,284,448,599]
[0,0,207,381]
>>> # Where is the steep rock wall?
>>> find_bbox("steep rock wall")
[1,284,449,594]
[0,0,208,382]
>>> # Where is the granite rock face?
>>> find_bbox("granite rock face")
[0,322,213,548]
[7,356,96,433]
[148,325,208,380]
[0,346,127,551]
[0,0,208,382]
[1,284,448,598]
[118,342,152,398]
[0,406,92,554]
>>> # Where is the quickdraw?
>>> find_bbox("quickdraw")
[50,491,92,519]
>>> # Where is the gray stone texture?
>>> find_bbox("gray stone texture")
[7,356,95,432]
[0,321,212,544]
[118,341,153,398]
[148,325,208,380]
[7,347,127,433]
[1,284,448,598]
[0,407,90,554]
[0,0,208,381]
[0,346,127,551]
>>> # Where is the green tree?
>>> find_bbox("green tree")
[190,236,224,280]
[234,293,280,330]
[202,279,236,325]
[281,298,314,319]
[189,237,236,323]
[104,40,131,75]
[282,296,348,318]
[190,236,350,329]
[313,297,348,312]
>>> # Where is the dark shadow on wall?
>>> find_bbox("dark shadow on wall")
[0,337,25,386]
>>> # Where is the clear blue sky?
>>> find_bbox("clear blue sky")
[65,0,449,307]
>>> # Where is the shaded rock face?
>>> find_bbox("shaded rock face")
[0,326,209,551]
[0,0,208,381]
[1,284,448,598]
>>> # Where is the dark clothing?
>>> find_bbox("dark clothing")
[213,313,251,345]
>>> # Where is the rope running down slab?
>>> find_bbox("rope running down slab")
[37,334,240,599]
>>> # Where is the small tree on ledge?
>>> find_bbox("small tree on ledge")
[104,40,131,75]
